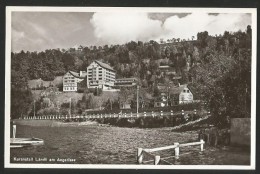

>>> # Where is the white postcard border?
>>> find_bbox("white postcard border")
[5,6,257,170]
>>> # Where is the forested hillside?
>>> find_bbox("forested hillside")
[11,26,252,122]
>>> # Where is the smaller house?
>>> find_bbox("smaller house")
[154,84,193,107]
[63,71,87,92]
[171,84,193,104]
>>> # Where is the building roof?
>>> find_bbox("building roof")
[115,77,138,81]
[159,84,190,95]
[159,65,170,69]
[172,76,182,80]
[95,60,115,72]
[68,71,84,79]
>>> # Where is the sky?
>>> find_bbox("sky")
[11,12,252,52]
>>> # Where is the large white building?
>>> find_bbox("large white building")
[87,60,116,90]
[63,71,87,91]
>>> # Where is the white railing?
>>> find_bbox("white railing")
[20,110,201,120]
[137,139,205,165]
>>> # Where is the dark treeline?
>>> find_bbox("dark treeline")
[11,26,252,123]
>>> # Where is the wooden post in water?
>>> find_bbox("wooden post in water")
[137,148,143,164]
[174,142,180,159]
[13,124,16,138]
[200,139,204,151]
[154,155,160,165]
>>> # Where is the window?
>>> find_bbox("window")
[187,90,190,93]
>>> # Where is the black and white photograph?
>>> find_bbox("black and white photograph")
[5,7,256,169]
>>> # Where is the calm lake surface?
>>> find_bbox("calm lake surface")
[10,124,250,165]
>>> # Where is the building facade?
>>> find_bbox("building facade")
[114,77,138,87]
[177,85,193,104]
[87,60,116,90]
[63,71,87,92]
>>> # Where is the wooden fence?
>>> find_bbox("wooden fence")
[20,110,202,120]
[137,139,205,165]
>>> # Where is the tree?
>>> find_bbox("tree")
[11,88,33,119]
[118,88,133,108]
[197,31,209,48]
[190,48,251,127]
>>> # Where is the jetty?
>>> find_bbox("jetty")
[10,123,44,148]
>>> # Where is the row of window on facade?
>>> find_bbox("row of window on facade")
[64,87,76,91]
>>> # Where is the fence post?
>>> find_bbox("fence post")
[171,110,173,116]
[130,112,133,117]
[200,139,204,151]
[154,155,160,165]
[160,111,163,116]
[13,125,16,138]
[124,113,127,118]
[152,111,154,117]
[137,148,143,164]
[144,112,146,117]
[174,142,180,159]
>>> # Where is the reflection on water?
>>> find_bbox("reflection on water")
[10,125,250,165]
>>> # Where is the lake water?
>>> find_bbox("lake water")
[10,124,250,165]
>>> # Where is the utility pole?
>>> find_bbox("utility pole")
[167,86,170,106]
[137,85,139,114]
[33,100,36,117]
[69,98,72,116]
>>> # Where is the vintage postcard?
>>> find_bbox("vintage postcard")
[5,7,256,169]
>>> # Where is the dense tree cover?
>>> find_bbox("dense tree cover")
[190,26,252,127]
[11,26,252,123]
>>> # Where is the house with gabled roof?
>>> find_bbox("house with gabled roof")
[86,60,116,90]
[154,84,193,107]
[63,70,87,92]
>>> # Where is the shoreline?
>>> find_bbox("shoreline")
[13,119,99,127]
